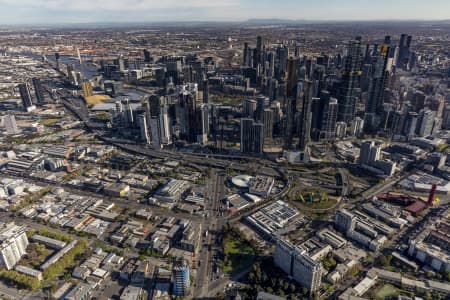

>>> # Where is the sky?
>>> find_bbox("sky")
[0,0,449,24]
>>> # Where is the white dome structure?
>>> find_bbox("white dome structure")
[231,175,253,188]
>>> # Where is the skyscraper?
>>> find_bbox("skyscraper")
[263,109,274,139]
[18,83,33,110]
[240,118,264,155]
[364,40,392,132]
[397,34,412,68]
[298,80,313,151]
[137,113,150,144]
[337,37,363,124]
[198,104,210,144]
[32,78,45,106]
[243,99,257,119]
[285,57,300,99]
[203,79,209,104]
[172,258,190,296]
[283,57,300,149]
[320,97,338,141]
[275,45,289,81]
[143,49,152,63]
[243,42,250,66]
[416,109,435,137]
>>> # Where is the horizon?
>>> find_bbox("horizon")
[0,0,449,25]
[1,18,450,28]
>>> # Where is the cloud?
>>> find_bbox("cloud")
[0,0,239,11]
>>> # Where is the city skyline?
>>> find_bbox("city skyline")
[0,0,449,24]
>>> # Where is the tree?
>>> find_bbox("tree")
[323,256,337,270]
[379,254,392,267]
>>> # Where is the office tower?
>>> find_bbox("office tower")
[404,112,419,138]
[255,95,267,122]
[266,51,275,77]
[411,90,426,112]
[275,45,289,81]
[81,81,94,98]
[143,49,151,63]
[335,122,347,139]
[104,81,123,97]
[304,59,313,79]
[240,118,264,154]
[172,258,190,296]
[397,34,412,68]
[364,40,392,132]
[116,54,126,72]
[203,79,209,104]
[311,90,334,141]
[122,99,134,126]
[243,99,257,119]
[283,57,300,149]
[337,37,363,124]
[320,97,338,141]
[18,83,33,110]
[243,42,250,66]
[149,96,171,148]
[274,239,322,293]
[286,57,300,99]
[271,101,282,134]
[138,113,150,144]
[266,77,278,102]
[298,80,313,151]
[55,52,60,69]
[252,122,264,154]
[284,97,296,149]
[0,222,29,270]
[66,64,76,83]
[2,114,20,135]
[334,209,356,233]
[416,109,435,137]
[263,109,274,139]
[310,97,322,140]
[178,90,199,143]
[32,78,45,105]
[256,36,263,50]
[294,45,301,57]
[359,141,382,166]
[350,117,364,137]
[198,104,210,144]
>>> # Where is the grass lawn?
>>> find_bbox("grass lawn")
[302,198,338,210]
[375,284,400,300]
[223,239,256,274]
[40,118,60,126]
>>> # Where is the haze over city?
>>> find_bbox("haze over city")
[0,1,449,300]
[0,0,449,24]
